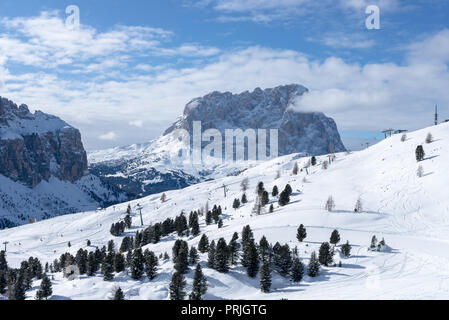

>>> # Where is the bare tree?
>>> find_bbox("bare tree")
[325,196,335,212]
[322,160,329,170]
[354,197,363,213]
[292,162,299,175]
[417,165,424,178]
[160,193,167,203]
[425,132,433,144]
[401,134,407,142]
[240,177,249,193]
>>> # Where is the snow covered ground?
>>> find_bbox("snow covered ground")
[1,123,449,300]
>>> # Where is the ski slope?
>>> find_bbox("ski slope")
[1,123,449,300]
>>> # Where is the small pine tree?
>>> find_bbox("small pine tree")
[278,190,290,207]
[241,193,248,204]
[272,186,279,197]
[259,262,272,293]
[322,161,329,170]
[296,224,307,242]
[311,156,317,166]
[245,240,260,278]
[191,215,200,237]
[144,250,158,280]
[401,134,407,142]
[318,242,333,267]
[198,234,209,253]
[417,165,424,177]
[354,197,363,213]
[291,258,304,282]
[218,219,223,229]
[233,198,241,210]
[341,241,352,258]
[169,272,186,300]
[113,287,125,300]
[269,204,274,213]
[114,253,126,273]
[102,253,114,281]
[36,274,52,300]
[130,249,145,280]
[416,145,425,162]
[189,264,207,300]
[161,193,167,203]
[228,233,240,265]
[214,238,229,273]
[370,235,378,249]
[330,230,341,246]
[307,252,320,277]
[262,191,269,207]
[189,247,199,265]
[208,241,216,269]
[426,132,433,144]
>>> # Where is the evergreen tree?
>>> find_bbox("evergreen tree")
[325,196,335,212]
[228,232,240,265]
[261,191,269,207]
[130,249,145,280]
[0,271,6,295]
[258,236,271,263]
[291,258,304,282]
[114,253,126,273]
[206,211,213,225]
[191,214,200,237]
[272,186,279,197]
[198,234,209,253]
[215,238,229,273]
[0,251,8,272]
[113,287,125,300]
[102,253,114,281]
[257,182,265,196]
[124,213,132,229]
[189,247,200,265]
[233,198,241,210]
[75,249,88,275]
[370,235,378,249]
[241,193,248,204]
[278,190,290,207]
[274,244,292,277]
[311,156,317,166]
[259,262,272,293]
[173,241,189,274]
[245,240,259,278]
[189,264,208,300]
[296,224,307,242]
[13,273,26,300]
[87,252,98,276]
[269,204,274,213]
[208,241,216,269]
[318,242,333,266]
[285,184,293,196]
[144,250,158,280]
[169,272,186,300]
[292,162,299,175]
[241,225,254,250]
[218,219,223,229]
[36,274,52,300]
[330,230,341,246]
[307,252,320,277]
[416,145,425,162]
[341,241,352,258]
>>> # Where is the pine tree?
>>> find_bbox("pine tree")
[274,244,292,277]
[0,271,6,295]
[130,249,145,280]
[416,145,425,162]
[259,262,272,293]
[241,193,248,204]
[370,235,378,249]
[189,264,208,300]
[75,249,88,275]
[318,242,333,266]
[354,197,363,213]
[284,184,293,196]
[144,250,158,280]
[330,230,341,246]
[325,196,335,212]
[214,238,229,273]
[272,186,279,197]
[218,219,223,229]
[258,236,271,263]
[113,287,125,300]
[198,234,209,253]
[207,241,216,269]
[191,214,200,237]
[341,241,352,258]
[114,253,126,273]
[228,232,240,265]
[13,273,26,300]
[189,247,199,265]
[257,182,265,196]
[206,210,213,225]
[311,156,317,166]
[87,252,98,276]
[262,191,269,206]
[36,274,52,300]
[307,252,320,277]
[169,272,186,300]
[296,224,307,242]
[124,214,132,229]
[233,198,241,210]
[269,204,274,213]
[278,190,290,207]
[245,240,259,278]
[173,241,189,274]
[291,258,304,282]
[0,251,7,272]
[161,193,167,203]
[102,253,114,281]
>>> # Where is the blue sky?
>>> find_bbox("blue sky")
[0,0,449,151]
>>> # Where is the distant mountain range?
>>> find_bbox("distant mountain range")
[89,84,346,198]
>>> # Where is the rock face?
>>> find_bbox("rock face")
[89,84,346,200]
[165,84,346,156]
[0,97,88,188]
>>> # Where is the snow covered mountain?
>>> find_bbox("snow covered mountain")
[0,97,126,228]
[89,84,346,198]
[1,122,448,300]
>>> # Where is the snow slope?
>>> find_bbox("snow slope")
[1,123,449,300]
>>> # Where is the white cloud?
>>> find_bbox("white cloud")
[129,120,144,128]
[99,132,118,141]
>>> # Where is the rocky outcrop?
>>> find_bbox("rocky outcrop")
[165,84,345,156]
[0,97,88,188]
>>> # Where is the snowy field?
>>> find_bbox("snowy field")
[1,123,449,300]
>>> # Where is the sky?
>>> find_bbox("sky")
[0,0,449,151]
